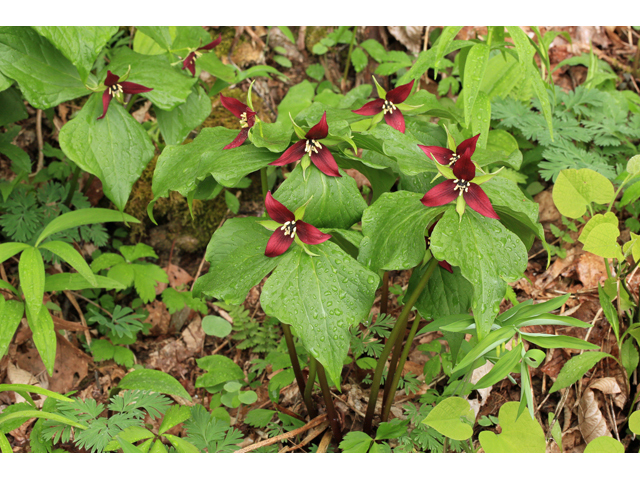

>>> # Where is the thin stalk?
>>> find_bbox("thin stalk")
[443,436,449,453]
[380,271,389,316]
[342,27,357,84]
[125,94,139,112]
[304,357,318,413]
[281,323,316,416]
[63,165,81,207]
[381,323,404,410]
[81,174,95,196]
[363,259,437,434]
[381,313,421,422]
[316,362,342,443]
[260,167,269,201]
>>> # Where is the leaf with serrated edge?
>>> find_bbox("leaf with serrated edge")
[261,241,378,386]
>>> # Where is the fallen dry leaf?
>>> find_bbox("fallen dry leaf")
[6,363,40,404]
[182,317,204,354]
[145,300,171,336]
[387,26,424,53]
[589,377,621,395]
[575,252,608,290]
[578,388,611,444]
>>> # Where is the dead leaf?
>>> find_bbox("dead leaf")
[131,100,152,123]
[468,360,493,417]
[534,190,561,224]
[6,363,39,404]
[589,377,621,395]
[578,388,611,444]
[575,252,608,289]
[145,300,171,336]
[52,315,89,332]
[182,317,204,354]
[387,26,424,53]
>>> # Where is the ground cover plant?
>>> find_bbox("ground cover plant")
[1,26,640,453]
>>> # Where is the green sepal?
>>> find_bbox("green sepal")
[435,162,456,180]
[370,110,384,127]
[456,195,466,219]
[246,80,255,111]
[472,167,503,186]
[117,64,132,83]
[301,154,311,179]
[258,220,281,231]
[443,124,457,152]
[293,196,313,221]
[372,76,387,99]
[294,235,318,257]
[396,102,423,112]
[290,113,307,139]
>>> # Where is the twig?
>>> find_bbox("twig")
[545,387,572,442]
[607,395,621,442]
[68,291,112,317]
[244,26,265,49]
[235,414,327,453]
[0,263,8,283]
[210,339,229,355]
[64,291,91,345]
[278,421,329,453]
[35,109,45,174]
[190,253,207,292]
[316,430,332,453]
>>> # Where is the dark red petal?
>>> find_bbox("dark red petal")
[452,150,476,181]
[310,146,341,177]
[438,260,454,273]
[265,228,295,257]
[97,90,112,120]
[456,134,480,157]
[386,79,414,104]
[223,128,249,150]
[270,140,306,166]
[305,111,329,140]
[465,183,500,219]
[105,70,119,87]
[220,94,248,119]
[418,145,454,165]
[120,81,153,94]
[384,109,405,133]
[265,191,294,224]
[200,35,222,51]
[246,111,256,128]
[182,53,196,77]
[420,180,458,207]
[296,221,332,245]
[352,98,385,116]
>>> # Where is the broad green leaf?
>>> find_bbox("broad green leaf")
[156,86,211,145]
[470,91,491,148]
[261,241,378,386]
[519,332,599,350]
[623,232,640,263]
[153,127,279,199]
[35,208,139,247]
[119,368,192,401]
[423,397,475,441]
[580,218,623,261]
[31,26,117,82]
[0,87,28,127]
[119,243,157,262]
[195,355,244,388]
[408,262,474,321]
[201,315,232,338]
[552,169,615,219]
[161,435,200,453]
[19,247,45,321]
[579,213,617,245]
[452,326,517,374]
[0,242,30,264]
[549,352,615,394]
[629,411,640,435]
[431,208,527,338]
[132,264,168,303]
[192,217,281,304]
[249,121,294,153]
[478,401,545,453]
[0,410,86,431]
[480,52,524,100]
[197,52,237,83]
[584,436,624,453]
[276,80,316,123]
[620,181,640,207]
[471,129,523,170]
[598,283,620,342]
[38,241,96,287]
[621,337,639,380]
[358,191,447,272]
[0,27,87,109]
[26,303,56,375]
[44,273,125,293]
[59,94,155,211]
[108,48,196,111]
[463,43,490,127]
[159,405,191,435]
[273,164,366,229]
[0,405,34,435]
[375,420,409,440]
[627,154,640,176]
[91,339,115,362]
[474,343,524,390]
[136,27,173,51]
[0,432,10,453]
[113,346,134,368]
[104,426,155,452]
[0,299,23,357]
[339,431,373,453]
[0,384,73,404]
[0,70,11,92]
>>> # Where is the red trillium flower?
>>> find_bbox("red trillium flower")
[426,223,453,273]
[98,71,153,120]
[352,79,414,133]
[419,134,480,167]
[263,192,331,257]
[182,35,222,77]
[270,112,341,177]
[220,94,256,149]
[420,149,500,220]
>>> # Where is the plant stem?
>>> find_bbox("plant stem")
[380,271,389,316]
[81,174,95,196]
[363,259,437,434]
[281,323,316,416]
[342,27,357,85]
[443,436,449,453]
[63,165,81,207]
[381,313,421,422]
[126,94,139,112]
[304,357,318,413]
[260,167,269,201]
[316,362,342,444]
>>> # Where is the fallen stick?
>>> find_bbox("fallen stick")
[235,414,327,453]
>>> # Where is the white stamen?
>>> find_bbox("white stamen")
[305,139,322,155]
[382,99,396,115]
[449,154,460,165]
[281,221,297,238]
[240,112,249,129]
[109,84,123,97]
[453,179,469,196]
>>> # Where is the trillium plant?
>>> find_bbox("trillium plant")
[182,35,222,77]
[97,70,153,120]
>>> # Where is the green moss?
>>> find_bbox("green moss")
[305,27,330,53]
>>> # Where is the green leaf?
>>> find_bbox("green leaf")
[197,52,237,83]
[579,214,622,261]
[224,190,240,214]
[31,26,117,82]
[238,390,257,404]
[195,355,244,388]
[627,154,640,176]
[629,411,640,435]
[148,439,168,453]
[359,191,447,272]
[163,434,200,453]
[19,246,45,321]
[549,352,615,394]
[471,129,523,170]
[192,217,281,304]
[108,48,196,111]
[470,91,491,147]
[58,93,155,212]
[339,431,373,453]
[25,303,56,375]
[0,87,28,127]
[474,343,524,390]
[132,264,168,303]
[623,232,640,263]
[620,181,640,207]
[261,241,378,386]
[38,241,96,287]
[350,47,368,73]
[119,369,192,401]
[0,70,11,92]
[0,410,86,431]
[91,338,115,362]
[113,346,135,368]
[478,401,545,452]
[119,243,157,262]
[0,299,23,357]
[44,273,125,292]
[463,43,490,127]
[480,51,524,100]
[275,81,316,123]
[156,86,211,145]
[104,425,155,452]
[0,242,30,264]
[244,409,275,428]
[35,208,139,247]
[0,27,87,109]
[201,315,232,338]
[431,208,527,338]
[552,169,615,219]
[452,326,517,374]
[375,419,409,440]
[273,164,367,229]
[159,405,191,435]
[0,383,73,404]
[584,436,624,453]
[423,396,475,441]
[136,27,173,51]
[249,121,294,153]
[621,337,639,380]
[598,283,620,342]
[519,332,599,350]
